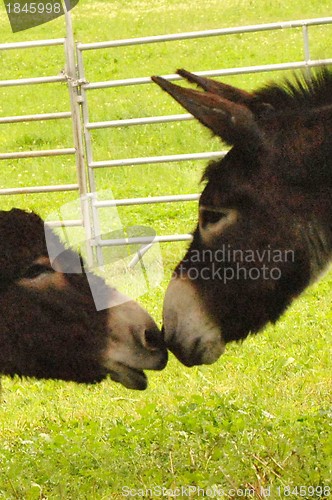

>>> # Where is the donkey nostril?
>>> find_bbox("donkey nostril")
[144,328,164,351]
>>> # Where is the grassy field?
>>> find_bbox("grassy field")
[0,0,332,498]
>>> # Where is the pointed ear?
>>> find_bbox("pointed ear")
[151,75,264,147]
[177,69,274,117]
[177,69,254,104]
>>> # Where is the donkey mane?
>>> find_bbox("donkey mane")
[199,68,332,190]
[256,68,332,110]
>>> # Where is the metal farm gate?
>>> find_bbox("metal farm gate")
[1,12,332,268]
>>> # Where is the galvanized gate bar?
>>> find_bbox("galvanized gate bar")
[95,234,193,247]
[83,59,332,91]
[0,76,67,87]
[47,219,83,228]
[0,39,65,50]
[85,114,193,130]
[89,152,225,169]
[62,5,94,264]
[0,112,72,124]
[76,17,332,51]
[0,184,79,195]
[0,148,76,160]
[94,194,200,207]
[75,45,104,265]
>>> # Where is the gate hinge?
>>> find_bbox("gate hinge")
[61,70,88,88]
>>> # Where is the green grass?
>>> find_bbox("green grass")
[0,0,332,498]
[1,282,331,498]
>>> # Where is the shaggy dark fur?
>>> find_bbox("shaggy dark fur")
[153,68,332,364]
[0,209,112,383]
[0,209,166,385]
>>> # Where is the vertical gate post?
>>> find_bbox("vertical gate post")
[75,47,105,267]
[63,5,94,266]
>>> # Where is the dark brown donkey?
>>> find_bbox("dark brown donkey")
[0,209,167,389]
[152,68,332,367]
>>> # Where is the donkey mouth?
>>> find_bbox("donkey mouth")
[162,329,197,367]
[108,365,148,390]
[163,325,225,367]
[166,341,199,367]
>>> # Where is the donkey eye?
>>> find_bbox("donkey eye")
[200,209,227,228]
[22,264,54,280]
[199,206,238,244]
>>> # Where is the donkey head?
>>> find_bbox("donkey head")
[0,209,167,389]
[153,68,332,367]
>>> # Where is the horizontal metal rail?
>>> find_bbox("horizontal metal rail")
[94,193,200,207]
[46,219,83,228]
[0,39,65,50]
[0,112,71,124]
[86,114,192,130]
[77,17,332,51]
[83,59,332,90]
[0,184,79,195]
[94,234,193,247]
[0,75,66,88]
[0,148,76,160]
[90,151,225,169]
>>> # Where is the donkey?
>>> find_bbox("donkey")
[152,68,332,367]
[0,209,167,389]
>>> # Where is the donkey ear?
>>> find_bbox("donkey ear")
[177,69,274,118]
[177,69,253,103]
[151,75,264,146]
